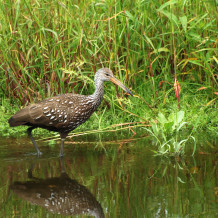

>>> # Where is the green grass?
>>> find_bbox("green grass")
[0,0,217,152]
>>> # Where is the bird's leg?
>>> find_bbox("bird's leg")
[59,132,68,157]
[59,138,65,157]
[27,127,42,156]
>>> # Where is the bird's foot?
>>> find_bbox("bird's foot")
[37,151,43,157]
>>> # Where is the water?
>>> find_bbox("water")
[0,135,217,217]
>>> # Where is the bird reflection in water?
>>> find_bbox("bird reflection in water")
[10,159,105,218]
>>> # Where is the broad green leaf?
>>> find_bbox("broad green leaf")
[164,121,174,132]
[158,112,167,124]
[158,9,179,27]
[151,123,159,135]
[179,16,187,32]
[175,111,184,124]
[157,0,178,12]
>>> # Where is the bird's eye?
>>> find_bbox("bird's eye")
[106,73,110,76]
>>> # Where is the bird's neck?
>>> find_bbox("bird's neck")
[91,78,104,107]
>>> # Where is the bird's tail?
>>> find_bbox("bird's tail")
[8,116,26,127]
[8,107,29,127]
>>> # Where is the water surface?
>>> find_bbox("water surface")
[0,135,217,217]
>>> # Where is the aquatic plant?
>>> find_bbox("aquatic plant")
[144,111,196,156]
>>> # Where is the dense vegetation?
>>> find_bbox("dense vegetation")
[0,0,217,154]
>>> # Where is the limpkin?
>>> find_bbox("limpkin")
[9,68,133,156]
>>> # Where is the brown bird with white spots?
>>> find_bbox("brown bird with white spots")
[8,68,133,157]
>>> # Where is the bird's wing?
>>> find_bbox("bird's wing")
[9,103,49,127]
[8,94,96,130]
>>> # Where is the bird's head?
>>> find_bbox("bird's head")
[95,68,133,96]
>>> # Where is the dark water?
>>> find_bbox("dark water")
[0,135,217,217]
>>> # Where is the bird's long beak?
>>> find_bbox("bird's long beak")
[110,77,133,96]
